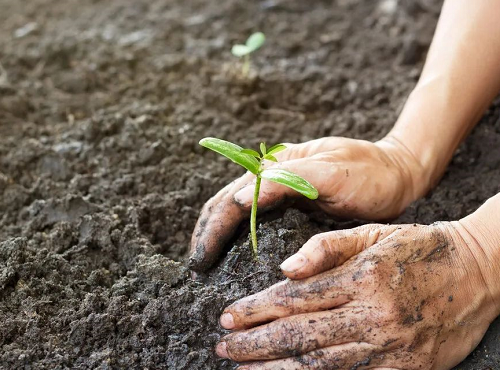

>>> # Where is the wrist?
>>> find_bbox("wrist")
[457,194,500,313]
[382,77,484,196]
[375,135,432,208]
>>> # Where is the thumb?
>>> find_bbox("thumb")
[233,157,334,210]
[280,224,398,279]
[233,180,283,211]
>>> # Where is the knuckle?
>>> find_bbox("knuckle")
[271,282,302,313]
[362,258,380,274]
[370,294,401,326]
[298,351,334,369]
[352,256,384,287]
[309,234,331,253]
[201,195,217,213]
[270,320,304,355]
[224,334,244,358]
[377,304,399,325]
[309,233,338,257]
[362,224,384,244]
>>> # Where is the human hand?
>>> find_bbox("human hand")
[215,212,500,369]
[190,136,429,272]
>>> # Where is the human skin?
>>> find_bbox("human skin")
[190,0,500,367]
[189,0,500,274]
[189,137,430,271]
[215,195,500,369]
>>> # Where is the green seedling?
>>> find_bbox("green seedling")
[199,137,318,258]
[231,32,266,76]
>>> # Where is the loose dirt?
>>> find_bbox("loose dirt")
[0,0,499,368]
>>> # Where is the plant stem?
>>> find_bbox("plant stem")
[250,175,262,258]
[242,55,250,77]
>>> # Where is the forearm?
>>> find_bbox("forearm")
[457,193,500,311]
[381,0,500,197]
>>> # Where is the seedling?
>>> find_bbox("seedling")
[199,137,318,258]
[231,32,266,76]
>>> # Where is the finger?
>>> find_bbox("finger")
[217,307,372,361]
[189,173,254,272]
[235,342,384,370]
[233,157,341,211]
[220,268,353,330]
[189,146,336,273]
[281,224,399,279]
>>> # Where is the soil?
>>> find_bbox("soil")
[0,0,499,369]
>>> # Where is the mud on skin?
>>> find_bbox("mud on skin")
[1,0,500,368]
[217,224,498,369]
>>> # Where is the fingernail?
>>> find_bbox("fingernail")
[234,186,254,206]
[215,342,229,358]
[220,312,235,329]
[280,253,307,273]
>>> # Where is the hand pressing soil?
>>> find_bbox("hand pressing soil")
[190,137,427,272]
[216,220,500,369]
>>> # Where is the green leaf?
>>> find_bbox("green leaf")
[231,44,250,57]
[246,32,266,52]
[261,169,318,200]
[264,154,278,162]
[241,148,261,158]
[260,142,267,156]
[267,144,287,155]
[199,137,261,174]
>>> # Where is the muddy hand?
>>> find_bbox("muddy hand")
[216,197,500,369]
[189,136,429,272]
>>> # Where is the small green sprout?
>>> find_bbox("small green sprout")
[231,32,266,76]
[199,137,318,258]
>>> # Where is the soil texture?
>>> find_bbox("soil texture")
[1,0,499,369]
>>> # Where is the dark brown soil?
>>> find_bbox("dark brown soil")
[0,0,498,369]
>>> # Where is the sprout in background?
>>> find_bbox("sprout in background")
[231,32,266,76]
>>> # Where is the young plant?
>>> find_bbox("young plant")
[231,32,266,76]
[199,137,318,258]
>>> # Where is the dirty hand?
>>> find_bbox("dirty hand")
[190,136,430,272]
[216,195,500,369]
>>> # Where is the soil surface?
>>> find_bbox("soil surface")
[0,0,499,369]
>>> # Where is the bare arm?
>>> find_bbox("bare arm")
[214,3,500,367]
[380,0,500,195]
[190,0,500,273]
